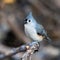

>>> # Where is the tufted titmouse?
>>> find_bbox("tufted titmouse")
[24,12,51,43]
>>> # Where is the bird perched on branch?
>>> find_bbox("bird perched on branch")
[24,12,51,43]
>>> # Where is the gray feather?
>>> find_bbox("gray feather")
[36,24,47,36]
[35,23,51,43]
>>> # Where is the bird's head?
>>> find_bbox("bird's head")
[24,12,37,27]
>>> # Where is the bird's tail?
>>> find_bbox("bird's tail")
[45,36,52,43]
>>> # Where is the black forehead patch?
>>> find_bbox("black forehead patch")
[24,19,27,21]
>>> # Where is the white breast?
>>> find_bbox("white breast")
[24,24,43,41]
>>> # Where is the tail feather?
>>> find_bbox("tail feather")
[45,36,52,43]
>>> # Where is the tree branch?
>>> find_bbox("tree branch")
[0,42,39,60]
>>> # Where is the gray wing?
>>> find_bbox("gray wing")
[36,24,47,36]
[36,24,51,43]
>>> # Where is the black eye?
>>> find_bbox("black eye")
[29,20,31,22]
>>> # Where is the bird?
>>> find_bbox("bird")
[24,12,51,43]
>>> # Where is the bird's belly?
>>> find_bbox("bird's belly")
[25,26,43,41]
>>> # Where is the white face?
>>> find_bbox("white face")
[26,19,31,24]
[24,18,36,28]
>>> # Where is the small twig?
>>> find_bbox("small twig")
[21,42,39,60]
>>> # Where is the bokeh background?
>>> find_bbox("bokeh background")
[0,0,60,60]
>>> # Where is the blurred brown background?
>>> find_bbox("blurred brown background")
[0,0,60,60]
